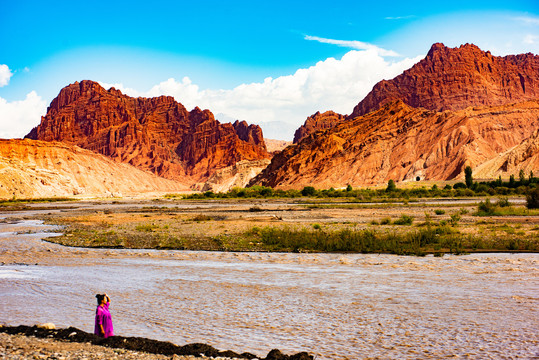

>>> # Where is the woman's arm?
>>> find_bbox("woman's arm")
[105,293,111,303]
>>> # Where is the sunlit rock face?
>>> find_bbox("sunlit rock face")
[26,80,270,185]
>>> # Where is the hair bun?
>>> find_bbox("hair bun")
[95,294,100,298]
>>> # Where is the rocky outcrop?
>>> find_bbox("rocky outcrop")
[264,139,293,154]
[25,81,270,185]
[473,128,539,179]
[250,100,539,189]
[0,139,188,199]
[293,111,346,144]
[195,159,272,192]
[350,43,539,118]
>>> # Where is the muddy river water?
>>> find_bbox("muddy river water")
[0,212,538,359]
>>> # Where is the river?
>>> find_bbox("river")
[0,213,537,359]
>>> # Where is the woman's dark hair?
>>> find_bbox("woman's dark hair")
[96,294,105,305]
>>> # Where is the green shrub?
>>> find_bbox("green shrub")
[135,223,158,232]
[496,197,511,207]
[434,209,445,215]
[380,217,392,225]
[450,213,461,226]
[478,199,496,215]
[192,214,212,221]
[394,214,414,225]
[453,182,467,189]
[301,186,316,196]
[526,185,539,209]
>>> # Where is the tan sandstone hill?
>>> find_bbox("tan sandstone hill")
[25,80,270,186]
[250,100,539,189]
[0,139,189,199]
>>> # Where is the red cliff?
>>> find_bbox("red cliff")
[293,111,346,144]
[26,81,270,184]
[350,43,539,117]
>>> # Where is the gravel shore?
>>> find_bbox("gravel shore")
[0,326,313,360]
[0,332,231,360]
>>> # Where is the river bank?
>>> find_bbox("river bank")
[0,325,312,360]
[30,197,539,255]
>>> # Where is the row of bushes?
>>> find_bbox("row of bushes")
[180,183,539,200]
[249,225,536,255]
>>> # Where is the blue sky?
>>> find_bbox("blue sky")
[1,0,539,140]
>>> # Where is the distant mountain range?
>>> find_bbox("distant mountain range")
[1,42,539,197]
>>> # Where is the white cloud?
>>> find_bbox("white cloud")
[0,91,47,139]
[385,15,415,20]
[524,34,539,44]
[514,16,539,26]
[104,49,421,140]
[304,35,400,57]
[0,64,13,87]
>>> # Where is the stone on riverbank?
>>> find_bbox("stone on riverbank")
[0,325,313,360]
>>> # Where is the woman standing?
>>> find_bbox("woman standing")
[94,293,114,338]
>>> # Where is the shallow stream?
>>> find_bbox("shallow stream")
[0,214,537,359]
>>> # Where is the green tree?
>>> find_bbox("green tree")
[386,179,396,192]
[530,171,535,184]
[519,169,526,184]
[301,186,316,196]
[509,174,516,187]
[346,184,353,192]
[465,166,473,188]
[526,185,539,209]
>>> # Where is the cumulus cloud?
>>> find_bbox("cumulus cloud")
[0,91,47,139]
[304,35,400,57]
[103,49,421,140]
[0,64,13,87]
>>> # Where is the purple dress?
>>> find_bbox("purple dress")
[94,302,114,338]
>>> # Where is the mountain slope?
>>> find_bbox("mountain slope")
[0,139,188,199]
[250,100,539,189]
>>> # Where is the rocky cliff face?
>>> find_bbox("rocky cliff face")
[351,43,539,118]
[250,100,539,189]
[293,111,346,144]
[0,139,188,199]
[26,81,270,185]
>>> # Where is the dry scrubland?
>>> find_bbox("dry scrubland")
[16,196,539,256]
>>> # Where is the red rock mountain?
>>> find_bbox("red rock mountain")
[26,81,270,184]
[351,43,539,118]
[250,43,539,189]
[293,111,346,144]
[250,100,539,189]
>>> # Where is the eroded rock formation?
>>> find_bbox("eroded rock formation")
[293,111,346,144]
[26,81,270,185]
[250,100,539,189]
[351,43,539,118]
